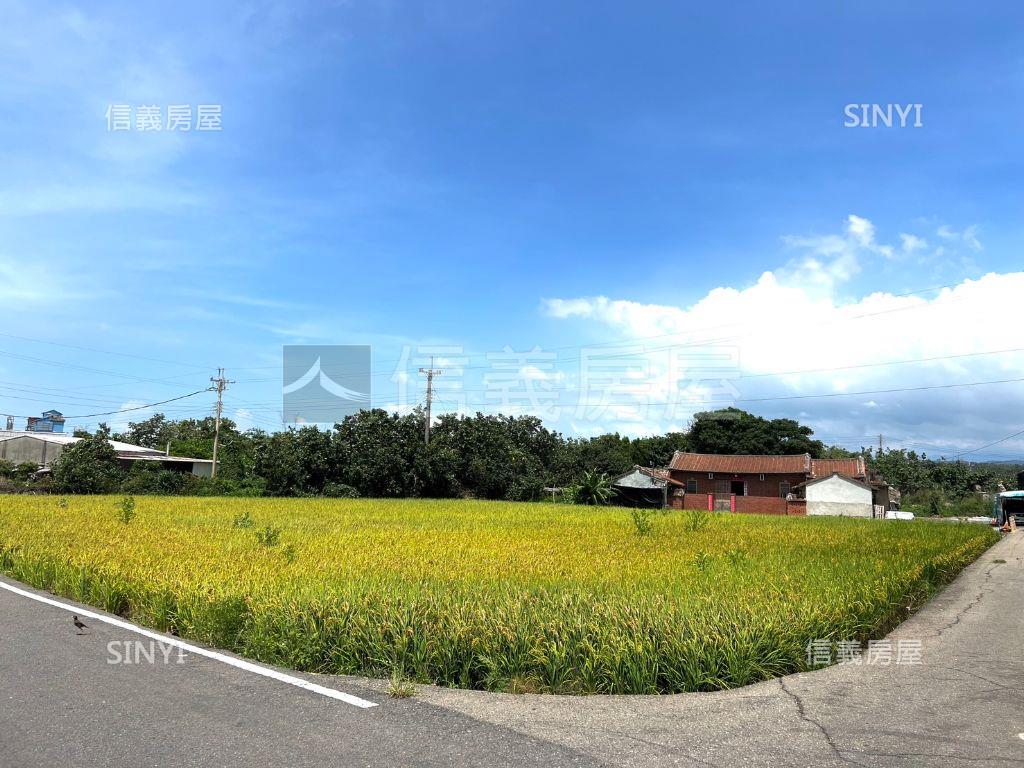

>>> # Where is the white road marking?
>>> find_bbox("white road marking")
[0,579,378,709]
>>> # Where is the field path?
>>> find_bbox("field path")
[1,532,1021,768]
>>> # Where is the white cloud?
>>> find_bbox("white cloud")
[520,365,564,382]
[900,233,927,254]
[777,213,905,293]
[0,252,103,305]
[542,215,1023,455]
[937,224,983,252]
[846,214,875,247]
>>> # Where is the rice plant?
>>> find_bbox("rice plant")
[0,495,997,694]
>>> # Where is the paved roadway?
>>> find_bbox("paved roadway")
[1,532,1021,767]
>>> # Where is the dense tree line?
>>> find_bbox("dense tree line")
[8,407,1014,500]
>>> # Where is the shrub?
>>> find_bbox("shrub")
[255,525,281,547]
[571,470,612,506]
[13,462,39,482]
[322,482,360,499]
[684,508,711,533]
[630,507,654,536]
[52,433,124,494]
[121,467,194,496]
[281,543,297,564]
[950,494,993,518]
[117,496,136,524]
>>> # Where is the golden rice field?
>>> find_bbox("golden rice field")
[0,496,998,694]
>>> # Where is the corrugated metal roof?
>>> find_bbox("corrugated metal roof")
[613,467,666,489]
[669,452,811,474]
[0,431,208,462]
[0,430,159,453]
[128,454,214,464]
[810,458,866,479]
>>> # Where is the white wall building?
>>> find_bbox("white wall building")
[803,473,874,518]
[0,431,214,477]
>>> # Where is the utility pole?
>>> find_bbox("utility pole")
[418,356,442,444]
[209,368,234,478]
[878,434,884,456]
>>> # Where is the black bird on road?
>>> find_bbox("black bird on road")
[72,616,88,635]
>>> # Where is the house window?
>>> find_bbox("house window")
[686,479,698,494]
[716,479,730,494]
[780,482,791,499]
[759,473,765,481]
[708,472,714,479]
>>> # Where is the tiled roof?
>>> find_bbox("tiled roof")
[669,452,811,474]
[810,458,866,479]
[637,466,672,482]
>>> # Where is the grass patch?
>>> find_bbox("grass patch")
[387,669,416,698]
[0,496,998,694]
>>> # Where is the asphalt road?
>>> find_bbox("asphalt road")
[1,532,1021,768]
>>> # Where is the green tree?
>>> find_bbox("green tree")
[333,409,427,497]
[251,430,307,496]
[431,413,558,500]
[631,431,690,468]
[51,431,124,493]
[115,413,177,450]
[688,408,825,457]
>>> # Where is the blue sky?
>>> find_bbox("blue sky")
[2,1,1024,458]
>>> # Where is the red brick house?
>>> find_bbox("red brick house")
[666,452,868,514]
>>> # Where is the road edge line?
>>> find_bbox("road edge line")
[0,578,378,709]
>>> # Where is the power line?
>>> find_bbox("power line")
[215,370,1024,409]
[737,346,1024,380]
[1,389,210,421]
[0,332,213,371]
[956,426,1024,460]
[222,280,979,380]
[731,375,1024,405]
